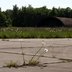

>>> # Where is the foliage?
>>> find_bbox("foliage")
[0,27,72,38]
[0,12,7,27]
[0,5,72,27]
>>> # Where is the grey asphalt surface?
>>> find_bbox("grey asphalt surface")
[0,39,72,72]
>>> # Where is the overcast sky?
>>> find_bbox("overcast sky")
[0,0,72,11]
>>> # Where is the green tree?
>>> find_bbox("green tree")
[12,5,19,26]
[64,7,71,17]
[0,12,7,27]
[50,7,58,16]
[5,10,12,26]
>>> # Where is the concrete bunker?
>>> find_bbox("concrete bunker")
[39,17,64,27]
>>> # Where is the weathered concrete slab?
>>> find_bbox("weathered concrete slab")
[0,39,72,72]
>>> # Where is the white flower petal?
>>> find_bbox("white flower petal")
[44,48,48,52]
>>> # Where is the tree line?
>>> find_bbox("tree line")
[0,5,72,27]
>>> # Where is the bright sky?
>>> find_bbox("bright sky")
[0,0,72,11]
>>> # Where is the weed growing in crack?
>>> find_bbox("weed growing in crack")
[4,60,18,68]
[28,60,39,66]
[20,39,25,65]
[35,48,48,62]
[28,40,48,65]
[4,40,48,67]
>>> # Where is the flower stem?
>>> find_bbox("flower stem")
[20,41,25,65]
[29,46,43,62]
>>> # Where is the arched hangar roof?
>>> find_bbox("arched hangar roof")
[39,17,72,27]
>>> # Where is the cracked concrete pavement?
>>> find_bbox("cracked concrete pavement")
[0,39,72,72]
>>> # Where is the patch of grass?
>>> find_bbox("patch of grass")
[0,27,72,38]
[28,60,39,66]
[4,60,18,68]
[4,60,39,68]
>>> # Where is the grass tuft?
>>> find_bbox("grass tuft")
[4,60,18,68]
[28,60,39,66]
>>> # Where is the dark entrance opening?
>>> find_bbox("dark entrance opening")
[38,17,64,27]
